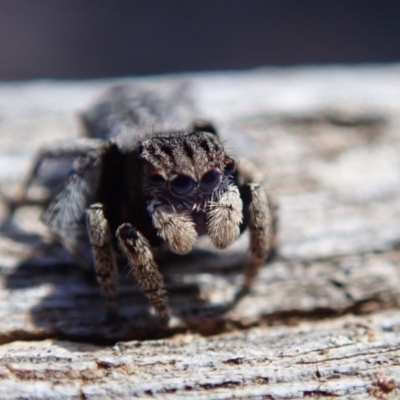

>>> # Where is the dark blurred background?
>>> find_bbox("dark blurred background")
[1,0,400,80]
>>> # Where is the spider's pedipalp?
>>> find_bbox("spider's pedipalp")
[148,200,198,255]
[206,184,243,249]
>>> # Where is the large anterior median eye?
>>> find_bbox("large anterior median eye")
[170,175,195,196]
[200,169,221,191]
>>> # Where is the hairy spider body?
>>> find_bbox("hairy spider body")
[14,84,278,322]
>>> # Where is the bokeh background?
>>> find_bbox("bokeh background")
[1,0,400,80]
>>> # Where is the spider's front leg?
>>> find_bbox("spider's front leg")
[116,222,169,322]
[86,203,119,319]
[241,183,275,294]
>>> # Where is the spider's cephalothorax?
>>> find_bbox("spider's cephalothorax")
[141,131,235,211]
[11,84,278,322]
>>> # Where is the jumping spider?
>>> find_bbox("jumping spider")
[9,84,278,322]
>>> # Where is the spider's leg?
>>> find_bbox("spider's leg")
[190,119,219,136]
[41,142,117,271]
[86,203,118,318]
[117,222,169,322]
[8,138,104,212]
[234,158,278,297]
[242,183,272,292]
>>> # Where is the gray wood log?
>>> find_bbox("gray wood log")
[1,66,400,398]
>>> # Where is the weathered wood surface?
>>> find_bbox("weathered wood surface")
[1,66,400,398]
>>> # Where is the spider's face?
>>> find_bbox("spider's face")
[140,131,236,210]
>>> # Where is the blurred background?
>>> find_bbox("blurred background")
[1,0,400,80]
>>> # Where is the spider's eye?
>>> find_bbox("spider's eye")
[200,169,221,191]
[170,175,195,196]
[148,174,165,187]
[224,161,236,176]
